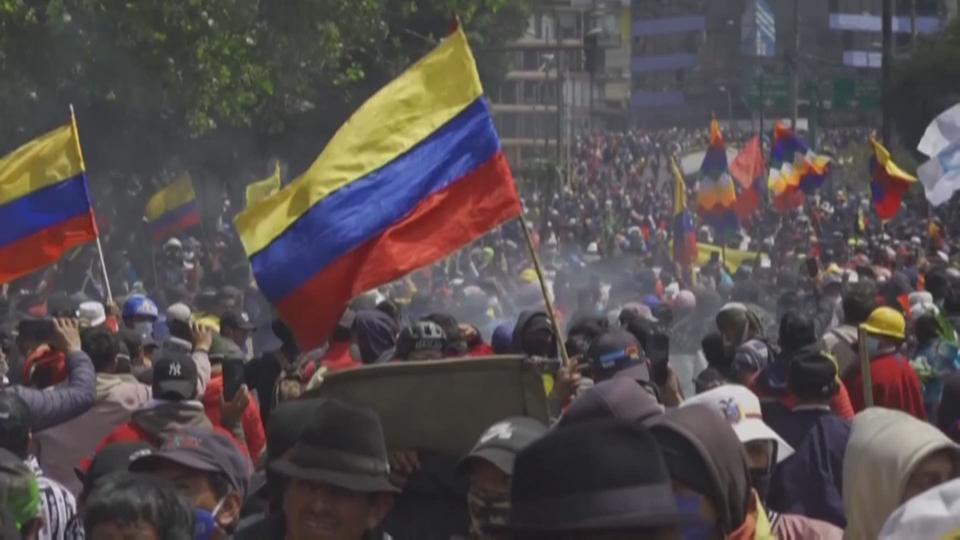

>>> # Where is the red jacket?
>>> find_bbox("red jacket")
[844,352,927,420]
[202,375,266,461]
[751,373,856,421]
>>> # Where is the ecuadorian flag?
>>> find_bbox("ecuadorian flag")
[0,122,98,283]
[869,137,916,221]
[697,120,738,234]
[144,175,200,242]
[234,27,521,350]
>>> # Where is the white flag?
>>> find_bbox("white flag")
[918,140,960,206]
[918,103,960,158]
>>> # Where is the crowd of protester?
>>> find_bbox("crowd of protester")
[3,122,960,539]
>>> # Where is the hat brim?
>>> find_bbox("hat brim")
[733,419,795,463]
[270,459,400,493]
[155,380,196,400]
[861,323,904,340]
[130,453,221,476]
[505,484,704,532]
[457,447,516,476]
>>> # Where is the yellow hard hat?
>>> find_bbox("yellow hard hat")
[861,307,906,340]
[520,268,538,284]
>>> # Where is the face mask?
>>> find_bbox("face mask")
[193,496,226,540]
[865,336,881,358]
[749,467,772,503]
[467,491,510,538]
[133,321,154,340]
[676,494,715,540]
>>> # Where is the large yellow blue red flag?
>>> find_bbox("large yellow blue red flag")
[869,137,916,221]
[245,162,281,208]
[234,27,521,350]
[0,121,98,283]
[144,174,200,242]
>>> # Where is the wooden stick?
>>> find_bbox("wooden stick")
[70,104,113,303]
[858,325,874,408]
[518,215,571,368]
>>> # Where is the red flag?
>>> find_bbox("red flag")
[730,135,766,190]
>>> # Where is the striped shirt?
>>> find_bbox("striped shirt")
[26,456,78,540]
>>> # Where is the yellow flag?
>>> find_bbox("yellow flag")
[245,162,281,208]
[671,156,687,216]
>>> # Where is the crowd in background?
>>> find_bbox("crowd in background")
[3,122,960,538]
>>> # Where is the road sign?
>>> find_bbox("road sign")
[746,74,790,109]
[832,78,881,110]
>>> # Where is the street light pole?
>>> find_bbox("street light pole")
[881,0,893,145]
[790,0,800,130]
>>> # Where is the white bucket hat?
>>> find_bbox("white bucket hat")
[683,384,794,463]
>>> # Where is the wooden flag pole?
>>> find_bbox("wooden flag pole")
[70,104,113,303]
[518,214,571,368]
[858,325,874,408]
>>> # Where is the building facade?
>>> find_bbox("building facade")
[490,0,632,168]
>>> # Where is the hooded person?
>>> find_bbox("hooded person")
[715,303,772,385]
[510,311,556,359]
[650,404,840,540]
[90,351,243,459]
[557,377,664,427]
[843,307,926,418]
[352,310,400,365]
[766,349,851,528]
[843,407,960,540]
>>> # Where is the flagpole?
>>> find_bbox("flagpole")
[518,214,571,368]
[70,104,114,303]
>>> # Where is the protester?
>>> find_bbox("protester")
[0,393,77,540]
[201,338,264,461]
[843,307,926,418]
[843,407,960,540]
[650,404,841,539]
[715,303,772,384]
[8,318,96,431]
[821,283,877,378]
[236,399,396,539]
[877,477,960,539]
[34,327,151,495]
[766,348,851,528]
[509,419,701,539]
[457,417,547,539]
[219,310,255,358]
[130,426,252,540]
[81,472,194,539]
[353,310,399,365]
[557,377,663,426]
[92,351,238,454]
[937,372,960,442]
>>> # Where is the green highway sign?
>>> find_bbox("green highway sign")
[832,78,881,110]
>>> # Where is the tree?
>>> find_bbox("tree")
[890,16,960,157]
[0,0,531,188]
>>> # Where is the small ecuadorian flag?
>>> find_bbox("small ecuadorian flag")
[0,120,98,283]
[144,174,200,242]
[869,137,916,221]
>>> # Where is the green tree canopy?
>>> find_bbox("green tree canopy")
[0,0,530,187]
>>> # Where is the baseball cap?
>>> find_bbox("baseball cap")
[78,301,107,327]
[152,352,198,401]
[587,329,648,382]
[220,311,255,331]
[77,442,154,492]
[458,417,548,476]
[131,426,252,497]
[682,384,794,463]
